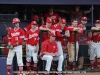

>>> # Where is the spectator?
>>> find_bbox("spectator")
[2,27,12,55]
[43,6,61,26]
[56,5,91,23]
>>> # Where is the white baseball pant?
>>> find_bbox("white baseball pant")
[89,41,100,60]
[42,55,64,71]
[7,45,23,66]
[26,44,38,63]
[56,41,63,55]
[67,42,79,62]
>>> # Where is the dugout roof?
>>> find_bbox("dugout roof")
[0,0,100,5]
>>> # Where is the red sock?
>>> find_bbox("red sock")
[72,61,75,70]
[90,60,95,69]
[7,65,11,75]
[34,63,37,71]
[19,66,23,74]
[26,61,31,71]
[97,58,100,67]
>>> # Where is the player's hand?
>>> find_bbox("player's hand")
[8,42,11,46]
[26,48,29,52]
[16,42,19,46]
[47,29,52,32]
[34,49,38,53]
[55,53,60,56]
[50,53,55,56]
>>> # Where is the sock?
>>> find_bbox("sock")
[90,60,95,69]
[7,65,11,75]
[19,66,23,74]
[34,63,37,71]
[26,61,31,71]
[97,58,100,68]
[72,61,75,70]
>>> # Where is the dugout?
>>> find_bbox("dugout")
[0,0,100,74]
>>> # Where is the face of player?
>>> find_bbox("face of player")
[95,23,100,27]
[31,25,36,30]
[75,6,80,11]
[72,21,78,27]
[81,20,87,25]
[49,7,53,13]
[50,36,56,42]
[60,23,66,28]
[14,22,19,28]
[46,22,52,28]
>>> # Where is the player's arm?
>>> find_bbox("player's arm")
[84,8,91,14]
[25,31,29,52]
[39,25,50,31]
[8,30,12,46]
[91,27,100,30]
[55,9,69,14]
[65,27,70,37]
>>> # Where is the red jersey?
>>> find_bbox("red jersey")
[56,25,69,41]
[2,36,9,55]
[24,23,38,31]
[91,27,100,42]
[67,25,83,42]
[25,29,39,45]
[8,28,25,46]
[41,40,58,56]
[78,24,90,45]
[44,12,60,25]
[40,25,56,41]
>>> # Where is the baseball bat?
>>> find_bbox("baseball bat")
[3,22,7,28]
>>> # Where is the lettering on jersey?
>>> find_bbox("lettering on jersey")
[11,32,20,37]
[29,33,38,39]
[93,32,100,36]
[49,16,56,19]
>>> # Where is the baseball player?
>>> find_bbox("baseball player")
[24,15,39,32]
[25,21,39,74]
[78,17,90,70]
[67,18,83,70]
[89,20,100,70]
[2,27,12,55]
[41,33,63,75]
[56,19,70,56]
[39,18,56,41]
[7,18,25,75]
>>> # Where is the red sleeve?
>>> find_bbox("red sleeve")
[41,41,48,52]
[55,42,58,52]
[25,31,29,44]
[79,28,83,34]
[56,26,63,37]
[68,26,74,31]
[18,29,25,44]
[24,23,31,31]
[40,25,46,28]
[8,30,12,43]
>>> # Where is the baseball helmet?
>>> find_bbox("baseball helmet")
[12,18,20,24]
[60,19,66,24]
[32,15,39,21]
[81,17,88,21]
[95,20,100,23]
[46,18,52,23]
[31,21,37,25]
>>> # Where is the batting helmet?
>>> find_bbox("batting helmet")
[31,21,37,25]
[12,18,20,24]
[6,27,12,31]
[46,18,52,23]
[81,17,87,21]
[60,19,66,24]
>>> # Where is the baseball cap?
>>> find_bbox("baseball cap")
[60,19,66,24]
[46,18,52,23]
[32,15,39,21]
[6,27,12,31]
[81,17,87,21]
[95,20,100,23]
[31,21,37,25]
[50,33,56,37]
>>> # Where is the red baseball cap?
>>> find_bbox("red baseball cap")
[31,21,37,25]
[6,27,12,31]
[95,20,100,23]
[81,17,87,21]
[50,33,56,37]
[46,18,52,23]
[60,19,66,24]
[32,15,39,21]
